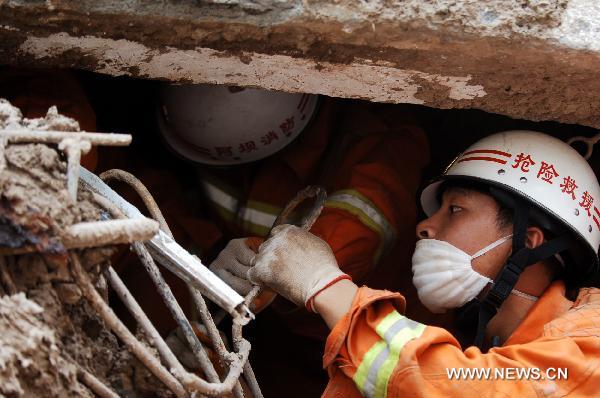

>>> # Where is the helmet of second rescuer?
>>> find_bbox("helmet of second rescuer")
[156,84,319,166]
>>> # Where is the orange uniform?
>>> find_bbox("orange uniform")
[198,100,430,338]
[322,281,600,397]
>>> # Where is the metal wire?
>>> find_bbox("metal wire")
[100,169,259,397]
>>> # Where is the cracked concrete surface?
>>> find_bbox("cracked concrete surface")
[1,1,600,128]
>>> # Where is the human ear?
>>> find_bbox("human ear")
[525,226,545,249]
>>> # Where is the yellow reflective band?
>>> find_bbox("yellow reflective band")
[325,189,396,263]
[353,340,388,397]
[375,322,425,398]
[353,310,426,398]
[375,310,403,337]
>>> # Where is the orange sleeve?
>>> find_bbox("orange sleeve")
[324,287,598,397]
[310,109,429,283]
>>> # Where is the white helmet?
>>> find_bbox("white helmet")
[157,84,319,166]
[421,130,600,281]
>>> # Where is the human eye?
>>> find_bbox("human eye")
[449,205,463,214]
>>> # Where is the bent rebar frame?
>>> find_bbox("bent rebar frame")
[0,128,326,397]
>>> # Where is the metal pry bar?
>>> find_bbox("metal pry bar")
[78,167,253,325]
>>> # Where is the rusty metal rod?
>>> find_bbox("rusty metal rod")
[81,167,251,322]
[58,137,91,202]
[77,368,120,398]
[242,361,262,398]
[69,252,188,398]
[188,286,246,398]
[104,266,189,377]
[0,130,132,146]
[172,339,252,396]
[100,169,173,238]
[232,286,263,398]
[61,218,159,249]
[0,218,159,255]
[92,169,256,396]
[107,170,249,397]
[132,241,221,384]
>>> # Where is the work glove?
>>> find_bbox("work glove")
[248,224,351,312]
[209,238,256,296]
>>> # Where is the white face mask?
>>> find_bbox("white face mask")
[411,235,513,314]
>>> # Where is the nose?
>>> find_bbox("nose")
[416,216,436,240]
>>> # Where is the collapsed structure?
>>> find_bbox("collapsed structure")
[0,100,264,397]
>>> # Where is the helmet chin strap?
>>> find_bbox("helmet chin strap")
[473,198,571,350]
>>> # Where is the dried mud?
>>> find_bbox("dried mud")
[0,100,173,397]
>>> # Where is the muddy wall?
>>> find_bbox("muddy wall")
[1,1,600,128]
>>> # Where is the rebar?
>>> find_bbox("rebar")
[69,252,188,398]
[58,137,91,201]
[271,185,327,231]
[0,218,159,255]
[1,130,131,202]
[61,219,159,249]
[172,339,251,396]
[132,241,221,383]
[214,185,326,324]
[81,167,252,323]
[0,130,132,146]
[100,169,173,237]
[104,266,189,378]
[77,368,120,398]
[189,286,246,398]
[232,286,263,398]
[107,251,252,397]
[89,167,259,396]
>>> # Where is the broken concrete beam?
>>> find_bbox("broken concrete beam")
[1,1,600,128]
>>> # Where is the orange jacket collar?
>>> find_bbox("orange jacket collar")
[504,280,573,346]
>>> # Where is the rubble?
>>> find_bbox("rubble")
[0,99,262,397]
[0,100,173,396]
[0,292,90,397]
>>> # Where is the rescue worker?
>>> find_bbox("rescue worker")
[158,84,430,396]
[240,130,600,396]
[157,84,431,337]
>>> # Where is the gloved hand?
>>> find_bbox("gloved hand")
[248,224,351,312]
[209,238,256,296]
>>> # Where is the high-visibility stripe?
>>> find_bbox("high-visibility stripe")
[325,189,396,263]
[201,180,280,236]
[202,180,238,214]
[353,310,426,398]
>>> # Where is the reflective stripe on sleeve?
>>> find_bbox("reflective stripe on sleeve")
[201,180,279,236]
[353,310,426,398]
[325,189,397,263]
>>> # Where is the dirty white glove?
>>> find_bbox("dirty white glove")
[248,225,351,312]
[209,238,256,295]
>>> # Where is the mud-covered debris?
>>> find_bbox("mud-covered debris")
[0,99,101,252]
[0,292,92,397]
